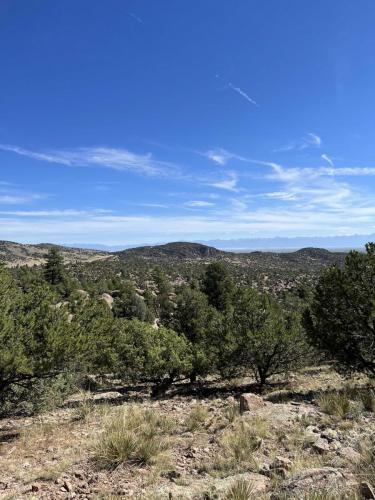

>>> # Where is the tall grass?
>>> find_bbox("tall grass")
[93,406,173,469]
[224,478,255,500]
[184,404,209,432]
[317,392,351,419]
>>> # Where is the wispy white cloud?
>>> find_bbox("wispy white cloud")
[185,200,215,208]
[215,74,258,107]
[208,172,238,191]
[0,182,45,205]
[265,191,298,201]
[275,132,322,152]
[321,154,334,167]
[204,148,234,166]
[0,144,176,177]
[137,203,169,209]
[2,204,375,246]
[228,82,258,107]
[0,194,42,205]
[129,12,144,24]
[305,132,322,148]
[0,209,112,217]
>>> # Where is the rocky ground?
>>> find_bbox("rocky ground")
[0,366,374,499]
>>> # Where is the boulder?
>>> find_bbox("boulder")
[277,467,357,498]
[271,456,293,471]
[65,391,123,407]
[101,293,114,308]
[320,429,338,442]
[312,437,330,454]
[339,446,362,464]
[240,393,266,413]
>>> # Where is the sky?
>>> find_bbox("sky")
[1,0,375,246]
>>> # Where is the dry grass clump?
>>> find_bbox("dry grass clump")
[356,440,375,487]
[360,389,375,413]
[93,405,174,469]
[73,392,96,421]
[276,490,358,500]
[317,392,352,419]
[223,401,240,424]
[222,418,266,462]
[184,403,209,432]
[224,478,256,500]
[207,417,266,476]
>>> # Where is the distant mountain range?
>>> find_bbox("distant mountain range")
[0,239,348,269]
[69,233,374,252]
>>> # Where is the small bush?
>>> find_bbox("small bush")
[93,406,172,469]
[184,404,209,432]
[357,440,375,487]
[361,389,375,413]
[317,392,351,419]
[74,393,95,421]
[222,419,264,462]
[224,402,240,424]
[224,478,255,500]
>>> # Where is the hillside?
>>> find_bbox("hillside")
[118,241,225,259]
[0,240,348,296]
[0,240,112,267]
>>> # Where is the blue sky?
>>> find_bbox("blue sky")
[1,0,375,245]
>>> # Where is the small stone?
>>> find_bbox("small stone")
[360,481,375,499]
[272,467,288,478]
[64,480,73,492]
[321,429,338,442]
[339,447,362,464]
[306,425,319,434]
[313,437,330,454]
[239,393,266,413]
[31,484,39,492]
[161,470,181,481]
[271,456,293,471]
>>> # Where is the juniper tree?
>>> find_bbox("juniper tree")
[202,261,234,311]
[304,243,375,375]
[232,288,308,388]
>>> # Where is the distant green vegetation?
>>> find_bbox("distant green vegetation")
[1,243,374,416]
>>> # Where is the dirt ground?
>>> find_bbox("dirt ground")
[0,365,374,499]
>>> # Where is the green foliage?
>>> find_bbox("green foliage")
[69,295,118,373]
[113,281,153,322]
[304,243,375,375]
[202,261,234,311]
[93,406,172,469]
[173,286,222,381]
[43,247,66,285]
[0,266,75,409]
[231,288,308,386]
[114,319,192,393]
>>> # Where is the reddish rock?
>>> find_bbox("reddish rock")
[239,393,266,413]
